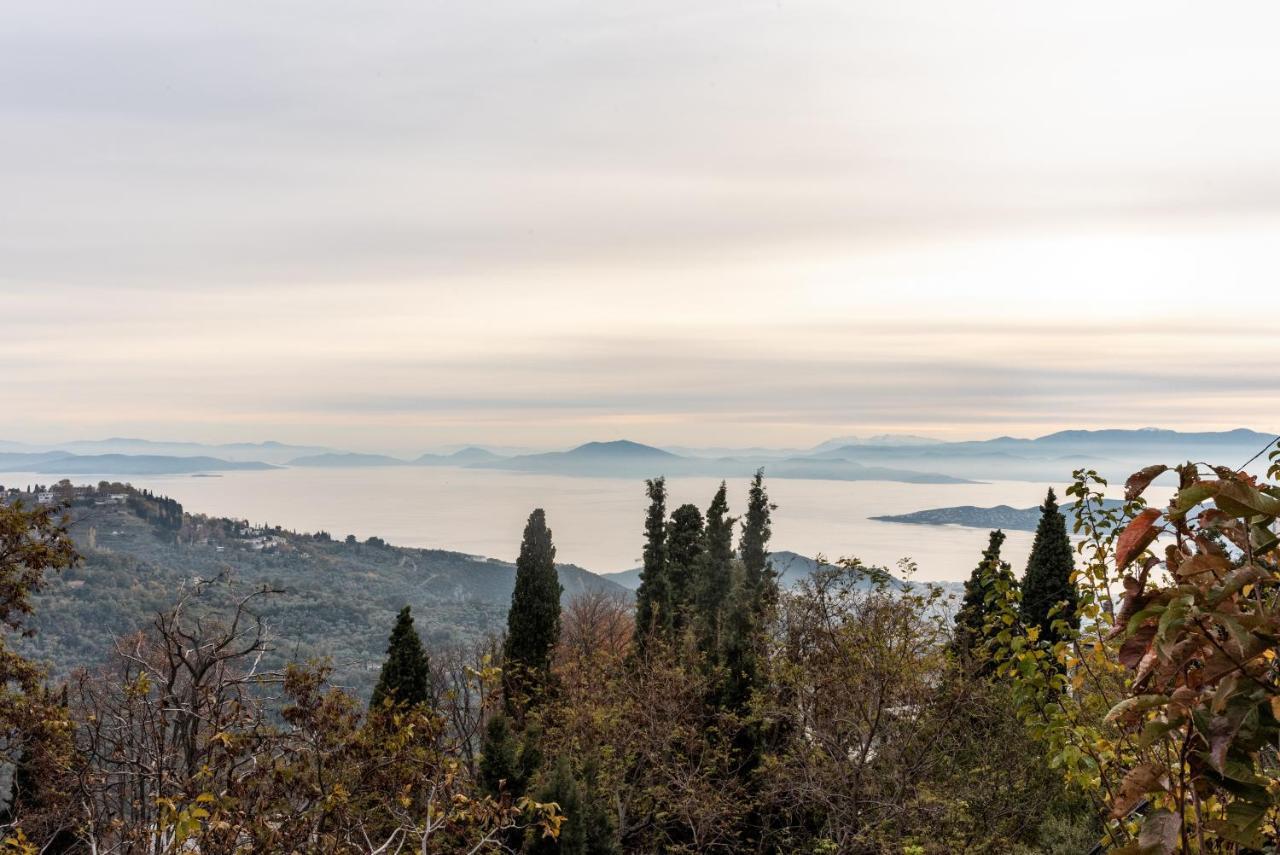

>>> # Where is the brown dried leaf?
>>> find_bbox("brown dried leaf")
[1116,508,1163,571]
[1119,623,1158,671]
[1138,809,1179,854]
[1111,763,1167,819]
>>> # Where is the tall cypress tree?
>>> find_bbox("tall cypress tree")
[633,477,669,653]
[1019,488,1079,645]
[720,472,775,714]
[370,606,432,709]
[503,508,562,714]
[739,468,776,611]
[952,530,1018,668]
[696,482,736,654]
[665,503,705,633]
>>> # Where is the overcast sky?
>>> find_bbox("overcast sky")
[3,1,1279,453]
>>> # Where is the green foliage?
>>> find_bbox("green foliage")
[664,503,704,633]
[695,482,736,656]
[633,477,669,653]
[480,712,523,797]
[1018,488,1079,646]
[952,529,1018,669]
[739,468,776,605]
[526,755,584,854]
[503,509,563,716]
[370,606,432,710]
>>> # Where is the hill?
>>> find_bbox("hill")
[870,499,1127,531]
[10,484,626,698]
[0,452,278,475]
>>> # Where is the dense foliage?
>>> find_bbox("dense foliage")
[369,606,432,710]
[4,445,1280,852]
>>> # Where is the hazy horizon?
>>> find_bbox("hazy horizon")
[2,424,1277,460]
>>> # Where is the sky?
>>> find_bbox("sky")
[3,1,1280,454]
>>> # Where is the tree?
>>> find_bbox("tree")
[739,469,776,611]
[0,499,78,849]
[526,755,583,854]
[632,478,669,653]
[952,529,1018,668]
[479,713,523,798]
[695,482,736,655]
[664,503,704,634]
[370,606,432,710]
[503,509,562,716]
[1018,488,1079,645]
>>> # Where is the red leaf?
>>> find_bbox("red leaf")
[1125,465,1168,501]
[1116,508,1163,571]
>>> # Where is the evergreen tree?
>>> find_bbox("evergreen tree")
[503,508,562,714]
[478,713,522,797]
[953,530,1018,669]
[369,606,432,710]
[1019,488,1080,645]
[695,482,736,654]
[664,502,704,632]
[578,756,621,855]
[739,469,776,611]
[720,472,774,717]
[526,755,584,855]
[633,477,669,652]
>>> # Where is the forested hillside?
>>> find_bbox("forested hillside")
[7,481,623,697]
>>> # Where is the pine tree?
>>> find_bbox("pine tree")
[1019,488,1080,645]
[953,530,1018,668]
[503,508,562,715]
[633,477,669,653]
[695,482,736,654]
[665,502,704,633]
[370,606,432,710]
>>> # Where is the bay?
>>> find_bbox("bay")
[0,466,1077,581]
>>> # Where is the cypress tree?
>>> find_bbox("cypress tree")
[1019,488,1079,645]
[739,469,776,611]
[665,502,705,633]
[633,477,669,653]
[503,509,562,715]
[370,606,432,710]
[952,530,1018,668]
[719,473,775,714]
[696,482,736,654]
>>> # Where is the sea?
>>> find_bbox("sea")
[0,466,1082,582]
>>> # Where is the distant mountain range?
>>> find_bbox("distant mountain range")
[1,428,1273,483]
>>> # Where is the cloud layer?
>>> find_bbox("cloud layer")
[3,1,1279,450]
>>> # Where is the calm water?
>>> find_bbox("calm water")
[1,467,1080,581]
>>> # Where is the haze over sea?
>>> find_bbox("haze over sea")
[0,466,1063,581]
